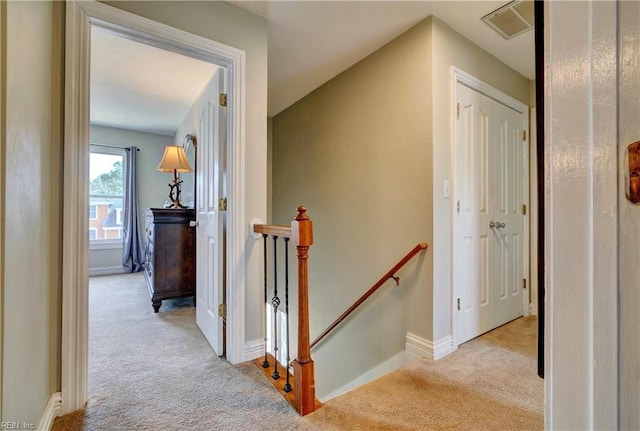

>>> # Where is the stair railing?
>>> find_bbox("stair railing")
[310,242,429,349]
[252,206,318,416]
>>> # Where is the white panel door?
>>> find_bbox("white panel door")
[492,102,525,327]
[454,82,526,345]
[196,68,225,356]
[454,84,493,344]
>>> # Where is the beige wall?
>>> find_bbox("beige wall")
[273,15,531,397]
[530,79,536,108]
[1,1,62,424]
[273,18,433,398]
[104,1,268,342]
[173,97,198,207]
[0,0,266,423]
[430,17,531,341]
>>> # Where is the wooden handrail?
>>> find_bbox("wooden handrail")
[253,224,292,238]
[310,242,428,349]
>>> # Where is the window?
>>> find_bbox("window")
[89,146,126,244]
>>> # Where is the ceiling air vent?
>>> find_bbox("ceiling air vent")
[482,0,534,40]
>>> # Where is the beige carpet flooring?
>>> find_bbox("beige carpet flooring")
[53,273,543,431]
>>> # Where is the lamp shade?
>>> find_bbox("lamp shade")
[157,145,194,173]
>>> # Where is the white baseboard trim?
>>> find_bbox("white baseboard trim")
[243,338,265,362]
[319,350,417,402]
[433,335,456,360]
[38,392,62,431]
[406,332,456,360]
[89,266,125,277]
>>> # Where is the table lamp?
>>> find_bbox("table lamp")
[157,145,194,209]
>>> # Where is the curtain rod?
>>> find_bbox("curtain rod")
[91,144,140,151]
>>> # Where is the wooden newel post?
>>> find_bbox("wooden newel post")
[291,206,316,415]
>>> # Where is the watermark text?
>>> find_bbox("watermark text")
[1,422,35,430]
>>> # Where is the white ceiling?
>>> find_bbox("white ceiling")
[232,0,534,116]
[90,1,534,133]
[90,27,218,136]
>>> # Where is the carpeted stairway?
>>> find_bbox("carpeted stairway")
[53,273,542,430]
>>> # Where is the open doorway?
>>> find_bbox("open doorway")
[63,1,247,414]
[87,22,228,402]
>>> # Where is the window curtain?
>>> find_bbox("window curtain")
[122,146,144,273]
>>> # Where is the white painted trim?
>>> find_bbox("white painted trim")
[320,351,417,402]
[88,266,125,277]
[545,2,618,428]
[243,338,265,362]
[89,240,122,250]
[452,67,529,115]
[449,66,531,347]
[406,332,456,360]
[529,107,538,316]
[433,335,456,360]
[37,392,62,431]
[63,0,247,414]
[62,1,91,415]
[225,45,247,365]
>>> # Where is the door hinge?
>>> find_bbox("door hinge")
[522,204,527,215]
[523,279,527,290]
[219,93,228,107]
[457,200,460,213]
[457,298,461,311]
[522,130,527,141]
[456,102,460,119]
[219,197,228,212]
[218,303,227,318]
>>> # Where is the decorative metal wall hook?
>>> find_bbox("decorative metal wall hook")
[183,133,197,149]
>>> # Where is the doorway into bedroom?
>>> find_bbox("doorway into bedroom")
[87,24,228,402]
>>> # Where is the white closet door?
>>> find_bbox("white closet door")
[454,84,493,343]
[492,101,525,327]
[454,82,526,345]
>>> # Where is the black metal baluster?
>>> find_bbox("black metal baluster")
[262,234,269,368]
[272,236,281,380]
[283,237,292,393]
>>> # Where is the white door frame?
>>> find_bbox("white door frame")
[529,107,538,316]
[450,66,530,347]
[63,1,246,414]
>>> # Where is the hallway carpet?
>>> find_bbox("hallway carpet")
[53,273,542,430]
